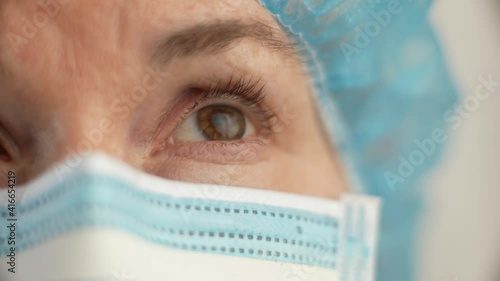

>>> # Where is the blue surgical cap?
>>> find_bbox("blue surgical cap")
[260,0,458,280]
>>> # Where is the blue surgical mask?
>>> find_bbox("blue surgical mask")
[0,152,380,281]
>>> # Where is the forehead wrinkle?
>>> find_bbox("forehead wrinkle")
[3,2,142,94]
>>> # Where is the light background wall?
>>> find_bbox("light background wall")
[419,1,500,281]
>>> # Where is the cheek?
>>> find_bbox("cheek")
[142,142,343,200]
[143,159,263,187]
[268,151,345,199]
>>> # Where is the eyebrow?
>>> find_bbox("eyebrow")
[150,19,299,67]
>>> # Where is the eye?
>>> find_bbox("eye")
[172,104,256,142]
[0,144,12,162]
[0,126,16,163]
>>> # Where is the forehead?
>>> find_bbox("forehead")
[0,0,274,90]
[0,0,266,28]
[0,0,270,51]
[0,0,275,111]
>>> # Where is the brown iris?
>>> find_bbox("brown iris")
[196,105,246,141]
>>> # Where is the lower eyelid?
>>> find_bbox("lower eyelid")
[158,137,269,165]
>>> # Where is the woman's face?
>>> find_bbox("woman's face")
[0,0,346,198]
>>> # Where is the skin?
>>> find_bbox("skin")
[0,0,347,198]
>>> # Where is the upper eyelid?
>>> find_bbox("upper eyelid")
[182,95,274,133]
[180,76,276,130]
[151,75,270,136]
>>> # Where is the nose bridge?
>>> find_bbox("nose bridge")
[67,107,127,161]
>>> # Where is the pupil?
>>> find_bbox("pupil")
[197,105,246,141]
[212,113,238,138]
